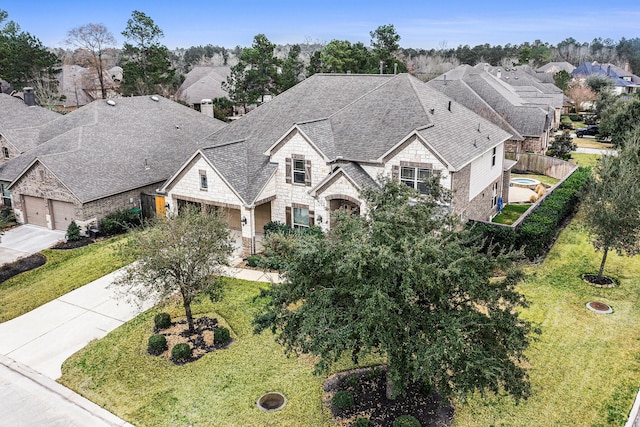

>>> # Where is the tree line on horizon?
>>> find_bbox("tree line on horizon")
[2,7,640,106]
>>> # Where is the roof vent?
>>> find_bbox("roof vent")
[151,95,160,102]
[106,99,116,106]
[430,108,435,114]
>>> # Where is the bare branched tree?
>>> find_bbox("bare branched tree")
[66,23,116,99]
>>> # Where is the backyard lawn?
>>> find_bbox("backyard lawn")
[0,236,133,322]
[58,209,640,427]
[492,203,530,225]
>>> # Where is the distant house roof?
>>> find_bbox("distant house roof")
[176,66,231,106]
[169,73,511,205]
[572,61,640,88]
[428,65,552,139]
[0,93,60,153]
[4,96,227,202]
[56,64,119,108]
[537,62,576,74]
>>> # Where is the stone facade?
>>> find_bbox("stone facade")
[505,135,550,156]
[11,160,161,231]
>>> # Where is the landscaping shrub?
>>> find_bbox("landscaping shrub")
[98,209,142,236]
[214,326,230,344]
[354,418,372,427]
[345,374,359,389]
[66,221,82,241]
[0,207,15,227]
[569,113,581,121]
[148,334,167,354]
[393,415,421,427]
[246,254,262,268]
[154,312,171,329]
[331,390,354,410]
[171,343,191,360]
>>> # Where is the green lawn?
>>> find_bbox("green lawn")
[59,210,640,427]
[453,210,640,426]
[570,152,601,168]
[0,236,133,322]
[60,278,339,426]
[492,203,530,225]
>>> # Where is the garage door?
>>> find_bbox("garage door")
[23,196,48,227]
[51,200,75,230]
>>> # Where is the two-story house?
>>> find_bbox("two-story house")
[161,73,512,256]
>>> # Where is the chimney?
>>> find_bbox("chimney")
[23,87,35,106]
[200,99,214,118]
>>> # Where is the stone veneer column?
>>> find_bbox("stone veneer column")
[241,206,255,257]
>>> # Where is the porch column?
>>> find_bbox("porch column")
[240,205,255,257]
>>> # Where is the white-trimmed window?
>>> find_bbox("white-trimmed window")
[400,166,431,194]
[199,170,208,190]
[285,155,311,186]
[491,147,497,167]
[492,182,498,207]
[293,159,305,184]
[293,207,309,228]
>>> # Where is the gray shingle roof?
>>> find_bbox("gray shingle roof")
[428,66,551,138]
[0,94,60,152]
[5,96,226,202]
[176,66,231,105]
[196,73,510,203]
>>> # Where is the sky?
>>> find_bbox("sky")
[2,1,640,50]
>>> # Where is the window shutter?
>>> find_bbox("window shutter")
[305,160,312,186]
[392,165,399,181]
[309,210,315,226]
[285,206,292,227]
[285,158,292,183]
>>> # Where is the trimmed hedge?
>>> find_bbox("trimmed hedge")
[154,312,171,329]
[171,343,191,361]
[148,334,167,354]
[214,326,231,344]
[331,390,354,410]
[470,167,591,260]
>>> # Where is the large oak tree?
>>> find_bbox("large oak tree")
[256,178,536,401]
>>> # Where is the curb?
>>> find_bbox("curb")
[0,354,134,427]
[626,386,640,427]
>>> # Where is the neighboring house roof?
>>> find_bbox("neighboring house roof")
[572,61,640,88]
[176,66,231,105]
[428,65,552,138]
[171,73,511,205]
[4,96,227,202]
[56,64,119,108]
[0,93,60,152]
[537,62,576,74]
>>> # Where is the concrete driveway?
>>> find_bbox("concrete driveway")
[0,225,65,265]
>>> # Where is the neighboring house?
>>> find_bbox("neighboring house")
[427,65,553,158]
[56,64,120,110]
[572,61,640,95]
[482,64,564,130]
[0,91,60,207]
[537,61,576,75]
[175,66,231,113]
[161,73,512,256]
[1,95,226,231]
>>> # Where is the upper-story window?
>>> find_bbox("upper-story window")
[293,159,305,184]
[491,147,497,167]
[401,166,431,194]
[199,170,208,190]
[2,147,8,159]
[285,155,311,186]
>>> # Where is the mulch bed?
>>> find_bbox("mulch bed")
[324,366,453,427]
[581,273,616,288]
[0,253,47,284]
[152,316,232,365]
[51,237,94,250]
